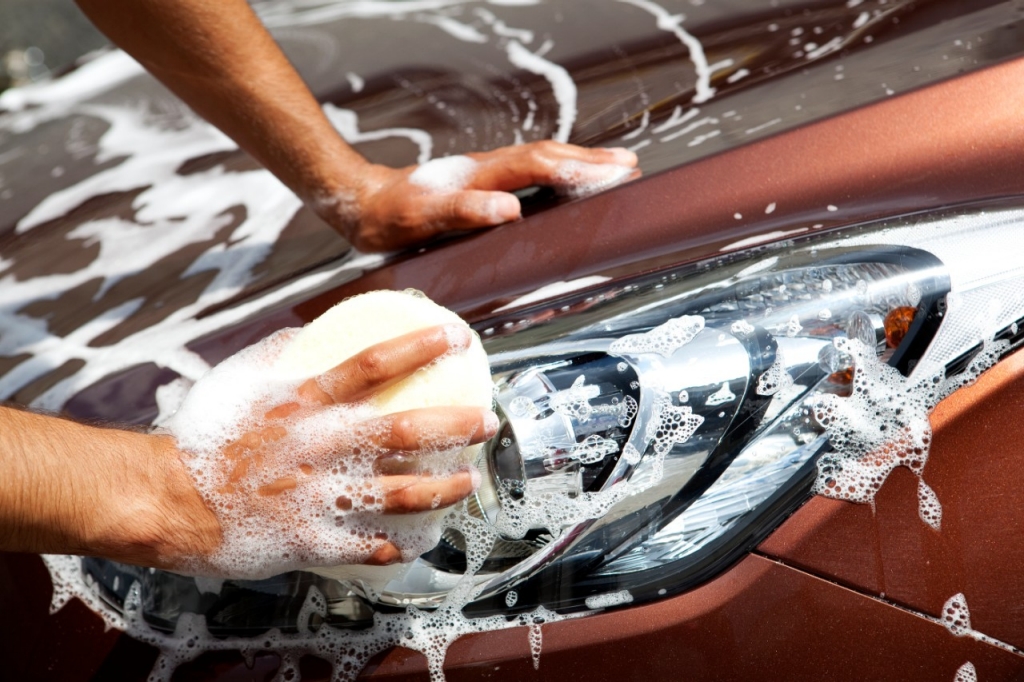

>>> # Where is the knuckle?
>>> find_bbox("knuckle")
[389,414,420,450]
[396,206,421,228]
[526,142,560,170]
[442,194,465,221]
[355,349,388,385]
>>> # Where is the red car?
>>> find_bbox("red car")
[3,0,1024,679]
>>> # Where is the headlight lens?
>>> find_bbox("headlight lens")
[83,200,1024,632]
[451,243,947,616]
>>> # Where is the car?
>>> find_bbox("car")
[3,0,1024,680]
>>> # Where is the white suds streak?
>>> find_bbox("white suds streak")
[727,68,750,84]
[936,592,1020,656]
[345,72,365,93]
[745,118,783,135]
[617,0,714,103]
[473,7,535,43]
[506,40,577,143]
[689,131,719,147]
[0,98,368,408]
[621,109,650,140]
[806,36,844,59]
[652,105,699,135]
[323,103,433,165]
[660,116,717,143]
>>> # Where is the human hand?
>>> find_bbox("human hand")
[168,324,496,578]
[313,141,639,252]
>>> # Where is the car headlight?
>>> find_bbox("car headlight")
[82,199,1024,633]
[441,239,948,617]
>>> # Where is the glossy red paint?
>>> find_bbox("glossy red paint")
[761,346,1024,652]
[375,555,1021,681]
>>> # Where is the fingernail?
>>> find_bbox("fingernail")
[469,466,483,492]
[608,147,639,166]
[487,194,521,223]
[443,323,472,351]
[483,410,500,438]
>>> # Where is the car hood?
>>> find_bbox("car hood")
[1,0,1023,423]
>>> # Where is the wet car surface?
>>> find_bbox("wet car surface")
[4,1,1024,679]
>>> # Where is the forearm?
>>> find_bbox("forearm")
[0,406,219,567]
[74,0,363,202]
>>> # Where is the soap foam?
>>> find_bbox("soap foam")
[41,554,124,631]
[527,621,544,669]
[548,375,637,428]
[549,374,600,421]
[706,381,736,406]
[812,336,1006,524]
[756,348,793,396]
[931,592,1020,655]
[166,290,492,579]
[941,592,972,636]
[917,478,943,530]
[168,328,425,577]
[552,160,633,198]
[584,589,633,609]
[954,662,977,682]
[408,155,479,193]
[647,391,704,457]
[493,477,631,541]
[610,315,705,358]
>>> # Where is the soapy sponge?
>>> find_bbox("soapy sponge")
[274,289,492,587]
[275,289,492,418]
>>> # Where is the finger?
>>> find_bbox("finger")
[467,141,638,191]
[255,463,314,496]
[379,469,480,514]
[415,190,521,232]
[364,541,402,565]
[368,407,499,452]
[298,323,473,405]
[257,476,297,496]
